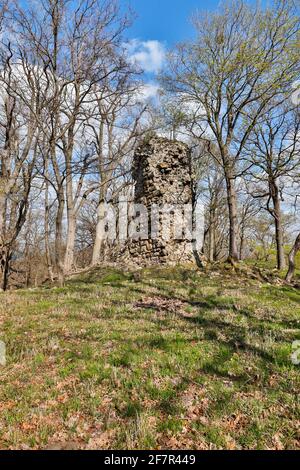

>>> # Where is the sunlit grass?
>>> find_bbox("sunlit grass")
[0,265,299,449]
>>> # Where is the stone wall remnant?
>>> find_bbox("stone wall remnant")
[115,136,196,265]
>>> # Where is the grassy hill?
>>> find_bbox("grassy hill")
[0,266,299,450]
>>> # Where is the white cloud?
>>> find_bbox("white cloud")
[126,39,166,73]
[138,82,160,101]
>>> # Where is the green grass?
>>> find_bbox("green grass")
[0,265,299,450]
[245,247,300,279]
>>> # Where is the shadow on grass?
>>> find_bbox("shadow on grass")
[64,272,298,380]
[126,280,297,367]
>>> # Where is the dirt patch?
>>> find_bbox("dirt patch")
[133,296,195,318]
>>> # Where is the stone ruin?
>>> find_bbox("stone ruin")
[114,136,196,266]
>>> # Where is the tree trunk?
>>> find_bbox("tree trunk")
[1,246,11,291]
[208,209,216,263]
[92,199,106,266]
[0,190,5,289]
[63,131,76,274]
[286,233,300,283]
[225,174,239,262]
[270,180,285,270]
[0,191,5,239]
[64,210,76,273]
[239,231,245,261]
[92,167,109,266]
[55,189,65,286]
[44,158,54,282]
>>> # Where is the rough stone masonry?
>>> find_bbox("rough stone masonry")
[115,136,196,266]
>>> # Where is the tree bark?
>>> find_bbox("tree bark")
[44,156,54,282]
[225,174,239,262]
[239,231,245,261]
[208,208,216,263]
[2,247,11,291]
[64,210,76,273]
[0,191,5,238]
[91,118,110,266]
[285,233,300,283]
[270,180,285,270]
[92,198,106,266]
[55,188,65,287]
[62,91,78,275]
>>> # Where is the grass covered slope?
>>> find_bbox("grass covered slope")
[0,266,299,450]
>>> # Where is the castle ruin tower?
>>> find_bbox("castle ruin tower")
[120,136,196,265]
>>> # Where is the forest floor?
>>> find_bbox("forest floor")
[0,265,299,450]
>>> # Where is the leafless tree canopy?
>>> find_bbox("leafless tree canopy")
[0,0,300,289]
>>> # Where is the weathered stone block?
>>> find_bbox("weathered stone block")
[115,136,196,266]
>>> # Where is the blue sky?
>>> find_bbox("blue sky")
[124,0,268,83]
[126,1,269,45]
[126,0,221,45]
[124,0,224,82]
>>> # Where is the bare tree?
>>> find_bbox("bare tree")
[237,191,260,261]
[0,25,43,289]
[86,75,149,266]
[162,0,299,262]
[245,106,300,269]
[9,0,133,282]
[286,232,300,282]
